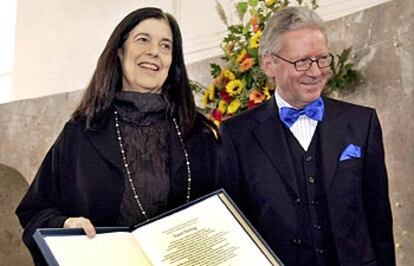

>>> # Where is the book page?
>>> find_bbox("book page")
[133,195,274,266]
[44,231,152,266]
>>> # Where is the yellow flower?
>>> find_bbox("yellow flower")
[239,57,256,73]
[201,90,209,107]
[227,99,242,115]
[265,0,277,7]
[236,49,248,64]
[215,69,235,87]
[223,69,235,81]
[218,100,228,113]
[225,79,244,96]
[248,30,262,49]
[207,84,215,100]
[263,84,272,99]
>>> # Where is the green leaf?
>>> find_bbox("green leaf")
[248,47,258,58]
[245,72,253,89]
[249,0,259,7]
[189,80,205,93]
[236,2,248,18]
[242,24,250,35]
[210,63,222,78]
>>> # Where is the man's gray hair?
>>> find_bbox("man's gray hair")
[259,6,327,60]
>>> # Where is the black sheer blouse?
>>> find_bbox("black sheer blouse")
[113,91,170,226]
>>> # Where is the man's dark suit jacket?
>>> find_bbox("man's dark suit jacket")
[219,97,395,266]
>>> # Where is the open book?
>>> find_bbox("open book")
[34,190,283,266]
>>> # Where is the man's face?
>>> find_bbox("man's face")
[262,28,330,108]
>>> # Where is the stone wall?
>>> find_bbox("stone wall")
[0,165,32,265]
[326,0,414,264]
[0,0,412,264]
[0,91,83,181]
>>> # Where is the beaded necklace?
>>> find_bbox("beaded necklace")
[114,110,191,221]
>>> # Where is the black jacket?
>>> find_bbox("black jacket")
[16,112,219,265]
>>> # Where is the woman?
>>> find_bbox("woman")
[16,7,219,265]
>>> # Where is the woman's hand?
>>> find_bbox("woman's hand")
[63,217,96,238]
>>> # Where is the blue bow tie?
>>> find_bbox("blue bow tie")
[279,97,324,128]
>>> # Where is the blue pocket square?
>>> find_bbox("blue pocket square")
[339,144,361,161]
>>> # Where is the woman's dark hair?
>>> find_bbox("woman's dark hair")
[71,7,196,137]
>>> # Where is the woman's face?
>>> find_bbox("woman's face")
[118,18,173,93]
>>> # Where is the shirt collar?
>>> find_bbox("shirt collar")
[274,89,296,111]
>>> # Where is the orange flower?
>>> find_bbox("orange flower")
[214,72,224,87]
[250,17,258,26]
[249,89,266,104]
[250,17,260,33]
[239,57,255,72]
[253,24,260,33]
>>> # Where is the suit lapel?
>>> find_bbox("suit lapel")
[86,116,123,176]
[319,98,347,191]
[253,99,300,196]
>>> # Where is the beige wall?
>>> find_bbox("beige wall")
[9,0,392,103]
[12,0,173,101]
[11,0,231,102]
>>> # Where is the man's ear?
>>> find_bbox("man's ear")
[261,54,275,78]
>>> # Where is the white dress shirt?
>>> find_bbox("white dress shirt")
[274,90,318,151]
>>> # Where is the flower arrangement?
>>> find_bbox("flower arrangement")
[198,0,361,125]
[199,0,318,125]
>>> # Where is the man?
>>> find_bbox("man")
[219,6,395,266]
